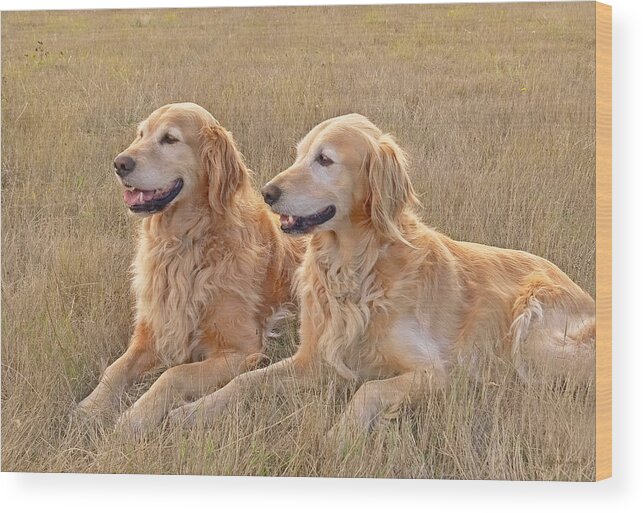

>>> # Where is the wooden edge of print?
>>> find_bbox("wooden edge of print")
[595,1,612,482]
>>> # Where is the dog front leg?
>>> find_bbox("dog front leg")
[328,367,447,441]
[77,322,156,416]
[115,351,250,435]
[167,354,313,428]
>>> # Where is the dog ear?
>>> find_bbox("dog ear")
[366,133,418,243]
[200,123,249,215]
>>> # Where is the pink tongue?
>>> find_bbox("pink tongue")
[123,189,155,207]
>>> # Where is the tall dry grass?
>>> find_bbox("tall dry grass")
[1,3,596,479]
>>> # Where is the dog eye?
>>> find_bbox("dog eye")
[161,133,178,145]
[316,153,333,167]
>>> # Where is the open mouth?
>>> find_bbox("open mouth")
[279,205,336,234]
[122,178,184,214]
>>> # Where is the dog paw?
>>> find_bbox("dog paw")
[75,399,94,417]
[323,425,353,457]
[324,417,372,457]
[75,397,111,421]
[76,395,100,413]
[325,422,348,445]
[115,409,152,439]
[166,402,200,429]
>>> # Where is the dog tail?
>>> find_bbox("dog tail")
[509,272,594,377]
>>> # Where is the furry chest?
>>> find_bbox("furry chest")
[306,276,392,380]
[133,246,213,365]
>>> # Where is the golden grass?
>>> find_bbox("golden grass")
[1,3,596,479]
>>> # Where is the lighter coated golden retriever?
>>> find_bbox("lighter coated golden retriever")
[78,103,305,433]
[168,113,595,437]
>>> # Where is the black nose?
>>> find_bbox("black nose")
[113,155,136,177]
[261,184,282,206]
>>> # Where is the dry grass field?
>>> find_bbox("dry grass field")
[1,3,596,479]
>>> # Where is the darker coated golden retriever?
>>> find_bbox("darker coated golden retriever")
[78,103,305,433]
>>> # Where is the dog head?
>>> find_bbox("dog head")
[113,102,248,217]
[262,113,417,242]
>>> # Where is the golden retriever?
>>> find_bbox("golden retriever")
[78,102,305,433]
[168,113,595,437]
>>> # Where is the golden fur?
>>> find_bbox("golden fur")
[169,114,595,436]
[78,103,305,433]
